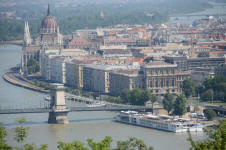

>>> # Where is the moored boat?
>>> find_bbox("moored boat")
[86,102,106,108]
[115,111,204,133]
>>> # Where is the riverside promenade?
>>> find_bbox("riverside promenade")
[3,69,49,93]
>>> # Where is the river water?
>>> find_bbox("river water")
[169,2,226,24]
[0,45,205,150]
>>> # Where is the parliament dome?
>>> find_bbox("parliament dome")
[41,4,58,33]
[41,16,58,29]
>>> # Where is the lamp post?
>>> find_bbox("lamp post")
[211,93,213,105]
[198,91,200,106]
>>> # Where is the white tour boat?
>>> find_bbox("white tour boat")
[115,111,204,133]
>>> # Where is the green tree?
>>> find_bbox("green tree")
[181,78,195,98]
[73,89,82,96]
[129,89,143,105]
[116,137,153,150]
[173,94,186,117]
[14,118,29,148]
[217,83,226,102]
[87,136,112,150]
[201,76,226,103]
[149,94,158,114]
[188,119,226,150]
[201,89,214,102]
[27,58,40,74]
[23,143,48,150]
[120,89,131,104]
[0,122,12,150]
[163,93,175,115]
[58,141,88,150]
[120,89,151,106]
[140,90,152,106]
[203,109,217,121]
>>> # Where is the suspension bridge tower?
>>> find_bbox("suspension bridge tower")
[48,83,69,124]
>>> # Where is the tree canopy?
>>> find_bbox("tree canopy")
[181,78,195,98]
[199,76,226,103]
[173,94,186,117]
[203,109,217,121]
[119,89,156,106]
[163,93,175,114]
[27,58,40,74]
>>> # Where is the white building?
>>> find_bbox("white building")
[50,57,66,84]
[40,48,88,82]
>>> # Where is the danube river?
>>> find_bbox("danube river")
[0,45,205,150]
[169,2,226,24]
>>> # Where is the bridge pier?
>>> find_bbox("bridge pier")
[48,83,69,124]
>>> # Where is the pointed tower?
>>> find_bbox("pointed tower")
[47,3,50,16]
[57,26,62,45]
[24,21,32,46]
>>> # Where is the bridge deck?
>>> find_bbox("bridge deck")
[0,106,153,114]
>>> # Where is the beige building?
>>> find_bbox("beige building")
[109,69,142,96]
[191,68,214,86]
[109,62,189,96]
[83,64,129,93]
[83,64,111,93]
[141,62,189,95]
[65,60,95,89]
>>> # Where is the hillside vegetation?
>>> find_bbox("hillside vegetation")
[0,0,212,41]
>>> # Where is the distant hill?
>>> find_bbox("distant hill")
[0,0,213,41]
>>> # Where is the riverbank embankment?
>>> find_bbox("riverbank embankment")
[0,40,23,46]
[3,70,49,94]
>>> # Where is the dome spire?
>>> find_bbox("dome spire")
[47,3,50,16]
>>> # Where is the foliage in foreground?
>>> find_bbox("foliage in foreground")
[58,136,154,150]
[188,119,226,150]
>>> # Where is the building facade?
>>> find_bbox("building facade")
[65,61,84,89]
[164,56,225,71]
[215,63,226,76]
[109,69,142,96]
[141,62,189,95]
[83,64,111,93]
[50,57,66,84]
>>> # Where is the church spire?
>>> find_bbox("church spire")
[24,21,31,46]
[47,3,50,16]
